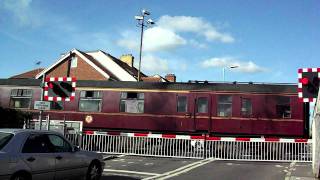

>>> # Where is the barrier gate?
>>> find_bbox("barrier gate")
[65,131,312,162]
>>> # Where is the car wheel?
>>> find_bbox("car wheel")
[11,172,30,180]
[86,161,102,180]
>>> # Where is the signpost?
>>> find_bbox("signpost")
[41,76,77,132]
[34,101,51,111]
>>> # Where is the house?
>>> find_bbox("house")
[10,48,176,82]
[141,74,176,82]
[10,68,45,79]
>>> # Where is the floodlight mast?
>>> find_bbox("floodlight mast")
[223,65,239,82]
[135,9,155,82]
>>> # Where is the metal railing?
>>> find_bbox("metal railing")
[206,140,311,162]
[65,133,312,162]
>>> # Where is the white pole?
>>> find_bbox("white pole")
[222,67,225,82]
[39,73,45,130]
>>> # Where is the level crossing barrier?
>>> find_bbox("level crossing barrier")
[65,131,312,162]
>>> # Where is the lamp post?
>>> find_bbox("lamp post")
[135,9,155,82]
[222,65,239,82]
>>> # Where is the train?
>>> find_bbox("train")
[0,78,309,138]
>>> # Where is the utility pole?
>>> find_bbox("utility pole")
[135,9,155,81]
[222,65,239,82]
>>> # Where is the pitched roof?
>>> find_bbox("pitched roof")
[77,50,119,81]
[10,68,45,79]
[141,74,168,82]
[103,52,146,79]
[35,49,140,81]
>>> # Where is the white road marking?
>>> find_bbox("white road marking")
[144,163,154,166]
[275,165,283,168]
[143,158,215,180]
[285,161,297,180]
[104,169,160,176]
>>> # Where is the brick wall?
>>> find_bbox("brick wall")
[47,54,108,80]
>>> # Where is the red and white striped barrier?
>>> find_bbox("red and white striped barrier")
[83,131,311,143]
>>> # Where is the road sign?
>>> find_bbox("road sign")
[44,77,76,101]
[298,68,320,102]
[34,101,51,110]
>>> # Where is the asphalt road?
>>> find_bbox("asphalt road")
[101,155,316,180]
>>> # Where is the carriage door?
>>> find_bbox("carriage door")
[193,94,211,131]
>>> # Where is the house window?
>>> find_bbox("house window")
[217,95,232,117]
[276,96,291,118]
[120,92,144,113]
[177,96,187,112]
[71,56,78,68]
[79,91,102,112]
[197,97,208,113]
[10,89,32,109]
[241,98,252,116]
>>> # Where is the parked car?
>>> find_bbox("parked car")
[0,129,105,180]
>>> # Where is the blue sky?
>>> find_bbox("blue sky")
[0,0,319,83]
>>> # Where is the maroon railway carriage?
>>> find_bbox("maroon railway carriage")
[0,79,309,138]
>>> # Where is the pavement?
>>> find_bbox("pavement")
[100,155,318,180]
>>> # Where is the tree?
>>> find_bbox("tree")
[0,107,33,128]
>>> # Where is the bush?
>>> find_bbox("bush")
[0,107,33,128]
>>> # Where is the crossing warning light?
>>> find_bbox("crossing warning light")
[298,68,320,102]
[44,77,76,101]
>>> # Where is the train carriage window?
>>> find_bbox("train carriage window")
[241,98,252,116]
[10,89,33,109]
[197,97,208,113]
[276,96,291,118]
[120,92,144,113]
[177,96,187,112]
[217,95,232,117]
[79,91,102,112]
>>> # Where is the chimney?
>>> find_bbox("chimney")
[165,74,176,82]
[120,54,134,67]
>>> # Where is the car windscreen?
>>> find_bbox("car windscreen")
[0,132,14,151]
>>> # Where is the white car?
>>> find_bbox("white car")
[0,129,105,180]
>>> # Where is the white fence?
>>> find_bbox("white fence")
[65,132,312,162]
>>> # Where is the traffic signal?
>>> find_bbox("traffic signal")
[298,68,320,102]
[44,77,76,101]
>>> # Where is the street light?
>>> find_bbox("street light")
[222,65,239,82]
[135,9,155,81]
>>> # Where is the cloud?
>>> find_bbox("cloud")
[1,0,41,27]
[117,27,186,52]
[138,54,170,74]
[117,31,138,51]
[189,39,207,49]
[117,15,234,52]
[157,15,235,43]
[144,27,187,51]
[201,56,267,73]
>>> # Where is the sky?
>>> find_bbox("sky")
[0,0,319,83]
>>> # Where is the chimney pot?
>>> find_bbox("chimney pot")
[165,74,176,82]
[120,54,134,67]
